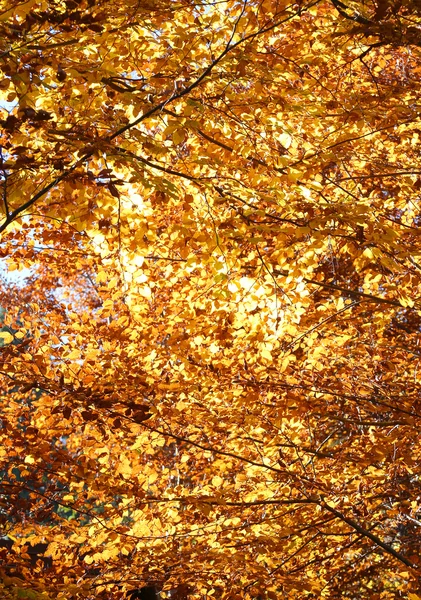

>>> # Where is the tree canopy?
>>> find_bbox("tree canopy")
[1,0,421,598]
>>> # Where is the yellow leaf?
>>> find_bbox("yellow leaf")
[158,382,180,390]
[211,475,224,486]
[173,129,186,145]
[261,348,272,361]
[399,295,414,308]
[278,132,292,148]
[96,270,108,283]
[108,277,119,289]
[138,285,152,298]
[0,332,13,344]
[287,168,303,183]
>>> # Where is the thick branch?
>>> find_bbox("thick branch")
[320,497,417,569]
[273,269,407,308]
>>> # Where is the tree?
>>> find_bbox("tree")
[1,0,421,597]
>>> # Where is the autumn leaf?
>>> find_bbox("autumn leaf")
[0,0,421,598]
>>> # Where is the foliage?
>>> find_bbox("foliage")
[1,0,421,598]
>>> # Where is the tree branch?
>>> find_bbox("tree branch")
[330,0,373,25]
[0,3,311,235]
[319,497,417,569]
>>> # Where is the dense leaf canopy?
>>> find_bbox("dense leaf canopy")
[1,0,421,598]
